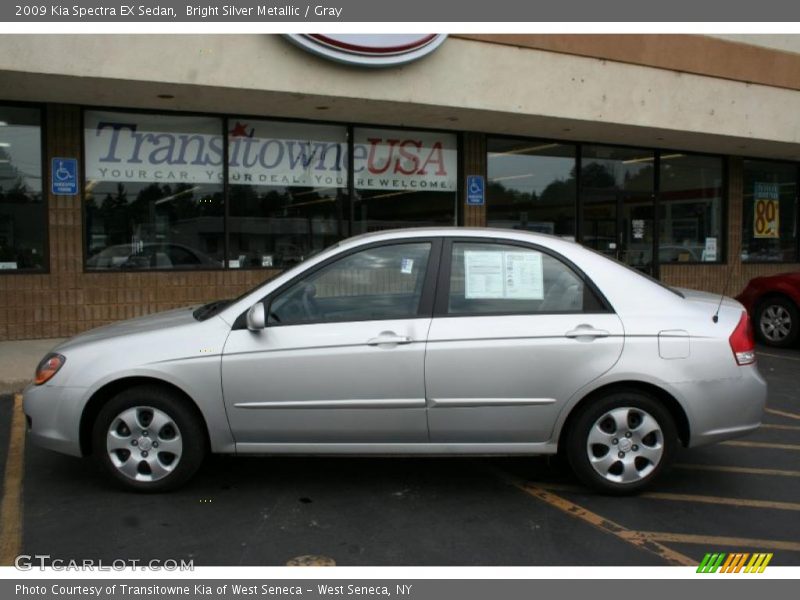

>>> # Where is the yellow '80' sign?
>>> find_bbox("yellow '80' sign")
[754,197,780,239]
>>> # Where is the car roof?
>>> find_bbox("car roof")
[339,227,580,249]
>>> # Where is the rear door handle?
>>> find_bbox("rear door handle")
[367,331,413,346]
[565,325,610,339]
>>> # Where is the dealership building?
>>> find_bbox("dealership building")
[0,33,799,340]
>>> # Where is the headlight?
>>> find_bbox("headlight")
[34,353,66,385]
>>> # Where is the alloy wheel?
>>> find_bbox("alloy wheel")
[106,406,183,482]
[759,304,792,342]
[586,406,664,484]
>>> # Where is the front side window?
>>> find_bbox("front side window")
[741,160,798,262]
[269,242,432,325]
[352,128,457,234]
[227,119,348,269]
[84,111,224,270]
[0,106,45,271]
[447,242,600,315]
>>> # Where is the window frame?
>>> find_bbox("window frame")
[80,104,461,273]
[0,101,49,275]
[433,237,614,319]
[739,156,800,265]
[232,237,444,329]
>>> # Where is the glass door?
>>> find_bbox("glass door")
[580,145,656,276]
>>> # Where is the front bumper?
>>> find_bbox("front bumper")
[22,383,87,457]
[676,365,768,448]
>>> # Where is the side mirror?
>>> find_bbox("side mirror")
[246,302,266,331]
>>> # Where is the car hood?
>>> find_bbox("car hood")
[55,305,201,352]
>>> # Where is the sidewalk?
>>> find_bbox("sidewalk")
[0,338,66,394]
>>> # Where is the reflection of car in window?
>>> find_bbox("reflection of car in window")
[86,243,222,270]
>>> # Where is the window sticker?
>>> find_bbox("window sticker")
[503,251,544,299]
[464,251,504,298]
[464,250,544,300]
[400,258,414,274]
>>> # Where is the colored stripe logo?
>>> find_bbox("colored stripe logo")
[697,552,773,573]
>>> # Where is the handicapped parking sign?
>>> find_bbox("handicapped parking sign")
[466,175,485,206]
[51,157,79,196]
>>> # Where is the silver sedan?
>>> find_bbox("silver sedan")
[24,228,767,493]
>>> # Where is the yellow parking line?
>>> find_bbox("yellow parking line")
[722,440,800,452]
[642,491,800,512]
[765,407,800,422]
[631,532,800,553]
[757,351,800,362]
[535,482,800,512]
[674,463,800,478]
[0,393,26,565]
[507,478,694,566]
[760,423,800,432]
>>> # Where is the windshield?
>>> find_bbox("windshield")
[190,250,329,322]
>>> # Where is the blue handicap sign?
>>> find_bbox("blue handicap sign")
[51,158,79,196]
[466,175,485,206]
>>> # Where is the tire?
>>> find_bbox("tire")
[92,385,207,492]
[755,296,799,348]
[566,389,677,495]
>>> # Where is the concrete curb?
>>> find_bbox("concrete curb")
[0,338,66,397]
[0,381,31,396]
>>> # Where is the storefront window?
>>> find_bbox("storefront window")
[227,119,348,268]
[659,154,724,263]
[486,138,576,237]
[84,111,225,270]
[352,127,457,234]
[741,160,798,263]
[580,145,655,270]
[0,106,45,271]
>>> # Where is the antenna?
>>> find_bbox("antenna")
[712,268,736,323]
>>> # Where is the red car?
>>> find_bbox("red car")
[736,272,800,348]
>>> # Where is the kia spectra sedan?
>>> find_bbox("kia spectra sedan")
[24,228,767,493]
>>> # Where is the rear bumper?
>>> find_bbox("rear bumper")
[22,383,86,457]
[675,365,767,448]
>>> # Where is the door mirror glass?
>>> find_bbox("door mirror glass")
[246,302,266,331]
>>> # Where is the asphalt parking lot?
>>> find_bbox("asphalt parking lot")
[1,346,798,567]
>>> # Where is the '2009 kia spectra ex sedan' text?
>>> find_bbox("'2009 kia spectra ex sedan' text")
[24,228,767,493]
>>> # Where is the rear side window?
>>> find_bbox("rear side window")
[447,242,604,315]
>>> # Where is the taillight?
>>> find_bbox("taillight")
[729,311,756,366]
[34,353,65,385]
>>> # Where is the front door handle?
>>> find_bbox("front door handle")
[367,331,413,346]
[565,325,610,339]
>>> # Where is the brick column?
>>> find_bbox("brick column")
[461,132,487,227]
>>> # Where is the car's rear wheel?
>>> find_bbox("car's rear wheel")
[566,390,677,495]
[92,386,206,492]
[755,296,799,348]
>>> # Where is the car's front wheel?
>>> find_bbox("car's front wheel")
[92,386,207,492]
[755,296,799,348]
[566,390,677,495]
